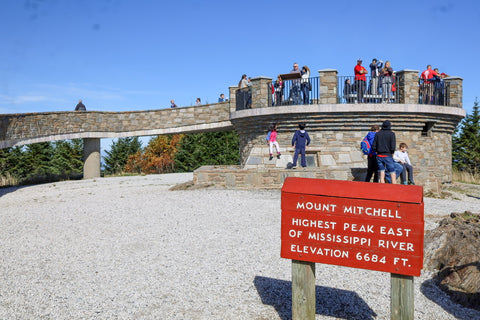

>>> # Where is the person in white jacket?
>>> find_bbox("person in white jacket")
[393,142,415,185]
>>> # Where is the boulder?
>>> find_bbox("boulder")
[424,211,480,310]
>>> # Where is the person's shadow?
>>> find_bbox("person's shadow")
[254,276,376,320]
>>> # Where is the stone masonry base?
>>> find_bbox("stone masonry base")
[193,165,368,190]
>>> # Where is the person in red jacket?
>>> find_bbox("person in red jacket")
[354,59,368,103]
[420,65,438,104]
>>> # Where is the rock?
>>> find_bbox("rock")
[424,211,480,310]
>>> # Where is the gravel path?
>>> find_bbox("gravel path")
[1,173,479,319]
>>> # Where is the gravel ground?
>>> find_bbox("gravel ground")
[1,173,479,320]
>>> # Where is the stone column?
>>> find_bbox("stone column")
[444,76,463,108]
[228,86,238,113]
[83,138,101,179]
[250,76,272,109]
[318,69,337,104]
[396,70,420,104]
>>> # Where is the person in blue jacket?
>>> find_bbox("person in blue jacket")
[365,124,380,182]
[291,122,311,168]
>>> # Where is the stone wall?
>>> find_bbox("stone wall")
[444,77,463,108]
[397,70,420,104]
[194,165,326,189]
[195,127,453,191]
[222,104,464,191]
[318,69,338,104]
[0,103,232,148]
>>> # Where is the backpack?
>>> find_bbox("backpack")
[265,131,271,143]
[360,136,371,155]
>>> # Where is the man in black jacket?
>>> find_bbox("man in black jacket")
[372,120,397,184]
[75,100,86,111]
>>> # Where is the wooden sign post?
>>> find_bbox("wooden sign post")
[281,178,424,320]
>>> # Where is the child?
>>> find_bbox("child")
[268,123,281,160]
[394,142,415,185]
[291,122,311,168]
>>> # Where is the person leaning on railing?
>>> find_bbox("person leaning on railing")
[429,70,448,105]
[290,63,302,105]
[420,65,438,104]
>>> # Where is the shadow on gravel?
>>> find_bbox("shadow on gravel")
[0,185,27,198]
[420,279,478,320]
[466,194,480,200]
[254,276,376,320]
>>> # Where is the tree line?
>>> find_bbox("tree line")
[0,140,84,186]
[0,131,240,186]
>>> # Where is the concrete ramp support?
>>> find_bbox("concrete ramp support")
[83,138,101,179]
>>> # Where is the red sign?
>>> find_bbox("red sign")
[281,178,424,276]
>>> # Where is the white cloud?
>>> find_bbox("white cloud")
[14,95,50,103]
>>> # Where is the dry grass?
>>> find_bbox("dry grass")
[453,168,480,185]
[0,173,18,188]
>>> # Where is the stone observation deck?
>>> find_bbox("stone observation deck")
[0,69,465,191]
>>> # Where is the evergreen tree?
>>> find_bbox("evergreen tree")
[1,147,22,185]
[0,147,12,175]
[103,137,142,175]
[453,99,480,174]
[174,131,240,172]
[22,142,57,183]
[51,139,84,178]
[0,146,28,179]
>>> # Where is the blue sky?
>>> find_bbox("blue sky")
[1,1,479,119]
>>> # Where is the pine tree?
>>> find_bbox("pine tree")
[22,142,57,183]
[0,147,24,185]
[103,137,142,175]
[51,139,84,179]
[174,131,240,172]
[1,146,28,179]
[453,99,480,174]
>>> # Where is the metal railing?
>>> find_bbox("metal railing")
[418,79,450,106]
[271,76,319,106]
[236,87,252,110]
[338,75,399,104]
[235,74,453,109]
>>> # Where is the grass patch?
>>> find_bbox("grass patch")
[102,172,146,178]
[450,211,480,222]
[452,168,480,185]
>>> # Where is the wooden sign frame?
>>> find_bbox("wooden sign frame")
[281,177,424,276]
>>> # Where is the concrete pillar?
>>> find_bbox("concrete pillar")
[396,70,420,104]
[444,76,463,108]
[83,138,101,179]
[250,76,272,109]
[318,69,337,104]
